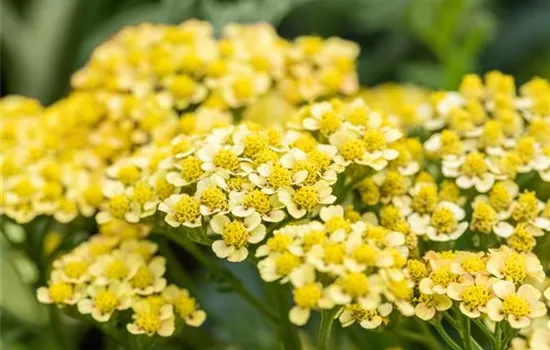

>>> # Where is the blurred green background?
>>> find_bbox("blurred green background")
[2,0,550,105]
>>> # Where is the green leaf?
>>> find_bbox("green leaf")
[0,244,48,326]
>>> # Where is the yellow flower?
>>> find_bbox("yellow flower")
[162,285,206,327]
[210,213,266,262]
[127,299,175,337]
[77,281,132,322]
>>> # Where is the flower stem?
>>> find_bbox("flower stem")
[461,316,473,350]
[161,229,278,322]
[432,320,462,350]
[317,308,338,350]
[472,318,495,348]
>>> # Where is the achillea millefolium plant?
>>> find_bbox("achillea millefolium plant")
[1,19,550,350]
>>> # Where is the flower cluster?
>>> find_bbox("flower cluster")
[256,204,411,328]
[37,235,206,337]
[72,20,359,107]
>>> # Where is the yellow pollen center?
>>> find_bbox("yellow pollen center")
[243,134,268,158]
[105,259,129,280]
[325,216,351,234]
[179,156,203,182]
[407,260,428,281]
[462,285,491,310]
[302,231,326,252]
[200,187,227,211]
[323,243,345,265]
[512,191,539,222]
[412,186,438,214]
[213,149,240,172]
[64,261,88,279]
[267,166,292,189]
[440,130,463,156]
[108,195,130,219]
[502,253,527,283]
[275,252,301,276]
[244,190,271,214]
[155,178,175,200]
[132,266,154,289]
[94,290,119,314]
[351,244,377,266]
[338,273,369,298]
[222,221,249,248]
[489,183,512,211]
[431,266,458,287]
[339,139,365,161]
[175,295,197,318]
[471,202,497,233]
[363,129,387,152]
[293,283,322,308]
[233,77,254,100]
[292,186,319,211]
[266,234,292,252]
[431,208,457,234]
[462,257,486,274]
[502,294,531,318]
[133,182,153,205]
[173,195,200,223]
[49,282,73,303]
[118,165,140,186]
[319,111,341,135]
[461,152,488,177]
[135,311,161,334]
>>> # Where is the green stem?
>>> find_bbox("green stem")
[317,308,338,350]
[462,316,473,350]
[267,283,302,350]
[417,320,442,350]
[432,321,462,350]
[396,329,440,350]
[472,318,495,348]
[494,322,502,350]
[50,306,73,350]
[161,230,278,323]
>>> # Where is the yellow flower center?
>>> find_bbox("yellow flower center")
[431,208,458,234]
[64,261,89,279]
[351,244,377,266]
[512,191,539,222]
[133,182,154,205]
[461,152,488,177]
[319,111,341,135]
[462,285,491,310]
[131,266,154,289]
[293,283,322,309]
[200,187,227,211]
[391,279,412,300]
[489,182,512,212]
[49,282,73,303]
[350,303,377,321]
[293,135,317,152]
[108,195,130,219]
[339,139,365,161]
[275,252,301,276]
[172,138,192,156]
[294,161,319,186]
[438,180,461,203]
[528,118,550,144]
[365,226,388,245]
[347,107,368,126]
[13,177,34,197]
[172,195,200,223]
[175,295,197,318]
[516,137,536,164]
[358,178,380,205]
[105,259,129,280]
[222,221,249,248]
[83,184,104,206]
[135,311,162,334]
[170,75,197,99]
[267,165,292,189]
[508,224,536,253]
[292,186,319,211]
[213,149,240,172]
[418,293,437,308]
[266,234,292,252]
[471,202,497,233]
[407,260,428,282]
[94,290,119,314]
[338,273,369,298]
[118,165,140,186]
[382,171,408,197]
[322,69,343,91]
[232,77,254,100]
[323,243,346,265]
[502,293,531,318]
[244,189,271,214]
[155,178,175,200]
[178,157,203,182]
[253,149,279,166]
[462,257,486,274]
[502,253,527,284]
[363,129,387,152]
[302,230,326,252]
[307,149,330,170]
[431,266,458,287]
[243,134,268,158]
[325,216,351,234]
[440,130,463,156]
[42,182,63,200]
[482,120,504,147]
[412,185,438,214]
